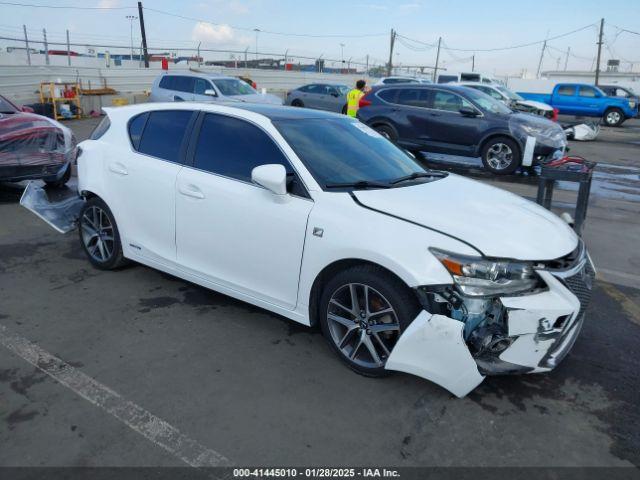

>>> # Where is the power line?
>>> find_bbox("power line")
[144,7,387,38]
[0,1,133,9]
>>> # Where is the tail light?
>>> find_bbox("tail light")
[359,93,372,108]
[552,108,559,122]
[286,91,291,97]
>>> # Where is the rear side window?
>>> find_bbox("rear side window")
[558,85,576,96]
[137,110,194,163]
[174,76,195,93]
[159,75,174,89]
[128,112,148,149]
[90,116,111,140]
[194,114,290,182]
[431,91,470,112]
[299,84,320,93]
[396,88,429,107]
[377,89,398,103]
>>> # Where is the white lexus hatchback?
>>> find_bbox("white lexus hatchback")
[71,102,594,397]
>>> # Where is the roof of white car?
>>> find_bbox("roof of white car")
[104,102,344,121]
[156,71,236,80]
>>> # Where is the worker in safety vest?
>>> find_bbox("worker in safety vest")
[346,79,368,118]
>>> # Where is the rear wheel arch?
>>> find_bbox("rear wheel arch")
[308,258,417,327]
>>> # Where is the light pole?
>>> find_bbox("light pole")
[253,28,260,62]
[340,43,345,65]
[126,15,137,62]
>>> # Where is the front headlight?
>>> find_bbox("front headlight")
[430,248,540,297]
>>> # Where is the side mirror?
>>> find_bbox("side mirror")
[459,106,479,117]
[251,164,288,196]
[203,89,217,97]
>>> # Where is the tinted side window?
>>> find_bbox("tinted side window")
[159,75,174,89]
[396,88,429,107]
[558,85,576,96]
[128,113,148,149]
[193,114,305,195]
[173,76,195,93]
[138,110,193,163]
[579,87,597,97]
[377,88,398,103]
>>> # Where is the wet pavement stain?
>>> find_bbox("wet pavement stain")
[9,369,48,396]
[0,241,55,262]
[5,406,40,430]
[137,296,181,312]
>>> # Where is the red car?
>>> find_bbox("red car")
[0,94,76,186]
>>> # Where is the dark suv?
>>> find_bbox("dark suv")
[357,84,566,174]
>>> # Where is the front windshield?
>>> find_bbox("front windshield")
[212,79,256,96]
[0,96,18,113]
[496,86,523,101]
[463,87,513,115]
[274,118,427,188]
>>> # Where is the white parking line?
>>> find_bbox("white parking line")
[0,323,230,467]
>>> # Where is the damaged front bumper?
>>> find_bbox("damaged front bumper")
[385,250,595,397]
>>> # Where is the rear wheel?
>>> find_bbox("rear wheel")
[291,99,304,107]
[373,124,398,143]
[481,136,521,175]
[319,265,420,377]
[78,197,127,270]
[603,108,624,127]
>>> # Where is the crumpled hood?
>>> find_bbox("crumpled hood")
[516,99,553,111]
[353,174,578,260]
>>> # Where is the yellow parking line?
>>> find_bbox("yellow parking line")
[599,281,640,326]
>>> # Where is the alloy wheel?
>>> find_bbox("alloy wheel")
[486,143,513,170]
[326,283,400,368]
[606,111,621,125]
[80,206,115,262]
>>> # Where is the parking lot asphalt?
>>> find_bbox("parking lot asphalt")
[1,116,639,468]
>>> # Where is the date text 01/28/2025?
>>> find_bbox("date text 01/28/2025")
[232,468,401,478]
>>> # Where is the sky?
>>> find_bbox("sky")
[1,0,639,76]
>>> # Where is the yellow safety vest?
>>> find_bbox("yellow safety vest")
[346,89,365,117]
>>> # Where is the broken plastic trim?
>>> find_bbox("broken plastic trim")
[19,181,85,233]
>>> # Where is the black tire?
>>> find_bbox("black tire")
[603,108,625,127]
[319,264,420,378]
[373,124,398,143]
[480,136,521,175]
[78,197,127,270]
[291,99,304,107]
[44,164,71,187]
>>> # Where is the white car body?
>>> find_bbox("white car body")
[456,82,554,115]
[70,102,593,397]
[374,76,432,85]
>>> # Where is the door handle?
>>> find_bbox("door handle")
[109,163,128,176]
[178,184,205,199]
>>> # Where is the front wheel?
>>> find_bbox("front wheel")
[78,197,127,270]
[291,99,304,108]
[319,265,420,377]
[481,137,521,175]
[373,124,398,143]
[603,108,624,127]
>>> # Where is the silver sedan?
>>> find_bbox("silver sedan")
[285,83,350,113]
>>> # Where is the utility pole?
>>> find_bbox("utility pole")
[387,29,395,76]
[595,18,604,85]
[244,47,248,68]
[471,54,475,72]
[43,29,49,65]
[432,37,441,82]
[137,2,149,68]
[66,29,71,66]
[340,43,345,66]
[22,25,31,66]
[564,47,570,71]
[536,39,547,78]
[253,28,260,61]
[126,15,137,62]
[197,42,201,66]
[365,54,369,75]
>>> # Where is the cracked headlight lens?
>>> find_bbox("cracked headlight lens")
[430,248,540,297]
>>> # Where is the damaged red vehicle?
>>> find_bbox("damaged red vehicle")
[0,94,76,187]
